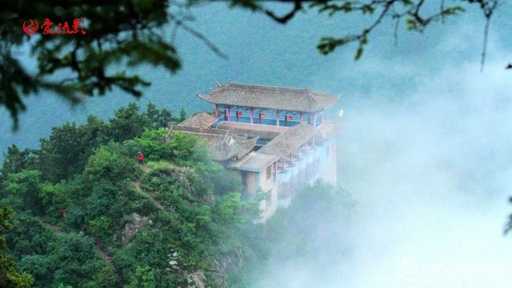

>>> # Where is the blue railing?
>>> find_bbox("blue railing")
[227,116,301,127]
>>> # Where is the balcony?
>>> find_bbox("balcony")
[218,115,302,127]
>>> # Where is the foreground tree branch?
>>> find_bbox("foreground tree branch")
[0,0,506,128]
[1,0,226,129]
[228,0,502,64]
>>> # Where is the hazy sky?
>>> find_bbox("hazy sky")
[1,2,510,156]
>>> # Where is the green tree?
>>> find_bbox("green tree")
[39,182,70,220]
[3,208,114,288]
[1,146,39,177]
[39,123,84,181]
[22,233,111,288]
[5,214,55,258]
[125,129,211,165]
[0,207,33,288]
[35,104,175,181]
[49,233,107,288]
[127,265,156,288]
[144,103,174,130]
[7,216,56,288]
[125,129,175,161]
[81,143,143,242]
[109,103,149,142]
[39,116,109,181]
[84,143,140,183]
[2,170,45,215]
[179,108,187,123]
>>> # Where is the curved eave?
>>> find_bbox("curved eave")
[197,94,215,103]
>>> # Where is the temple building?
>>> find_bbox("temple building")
[175,83,338,221]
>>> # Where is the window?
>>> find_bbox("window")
[266,165,272,180]
[307,114,313,125]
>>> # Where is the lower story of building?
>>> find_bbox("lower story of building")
[236,139,337,222]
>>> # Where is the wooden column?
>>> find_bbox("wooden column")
[227,106,231,121]
[276,110,280,126]
[249,108,254,124]
[214,105,219,117]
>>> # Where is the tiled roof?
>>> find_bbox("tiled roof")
[177,112,217,130]
[258,123,316,160]
[199,83,337,112]
[217,121,284,140]
[209,135,258,162]
[230,152,279,172]
[177,130,257,162]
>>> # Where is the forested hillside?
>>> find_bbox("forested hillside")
[0,103,353,288]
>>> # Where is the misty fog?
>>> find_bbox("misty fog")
[342,62,511,288]
[253,33,511,287]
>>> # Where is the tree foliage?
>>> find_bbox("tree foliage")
[0,207,33,288]
[1,146,39,177]
[39,119,108,181]
[32,103,173,181]
[3,170,45,215]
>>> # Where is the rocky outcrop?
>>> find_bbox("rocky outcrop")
[121,213,150,244]
[187,271,206,288]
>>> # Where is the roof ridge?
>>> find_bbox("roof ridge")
[201,82,337,112]
[226,82,309,93]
